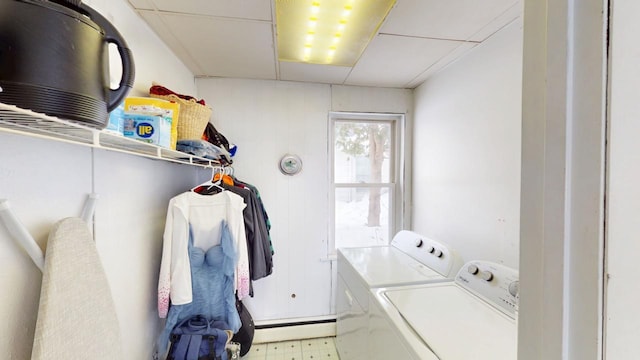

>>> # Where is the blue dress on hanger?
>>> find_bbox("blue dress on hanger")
[158,220,241,352]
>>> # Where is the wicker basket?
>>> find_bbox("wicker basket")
[149,93,212,140]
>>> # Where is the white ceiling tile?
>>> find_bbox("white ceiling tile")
[149,0,272,20]
[381,0,520,40]
[127,0,154,10]
[132,0,520,86]
[279,62,351,84]
[468,0,523,42]
[137,10,204,74]
[159,14,276,79]
[345,34,466,88]
[406,42,478,88]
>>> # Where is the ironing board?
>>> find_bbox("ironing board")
[31,217,123,359]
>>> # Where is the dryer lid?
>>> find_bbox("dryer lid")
[382,283,517,360]
[339,246,446,287]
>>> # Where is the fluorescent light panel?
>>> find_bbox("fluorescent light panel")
[276,0,396,66]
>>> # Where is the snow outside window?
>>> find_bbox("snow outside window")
[329,113,403,253]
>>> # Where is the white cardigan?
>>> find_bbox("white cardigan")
[157,190,249,318]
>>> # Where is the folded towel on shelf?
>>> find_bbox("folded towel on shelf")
[177,139,233,165]
[31,217,123,360]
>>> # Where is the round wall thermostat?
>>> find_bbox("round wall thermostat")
[279,154,302,175]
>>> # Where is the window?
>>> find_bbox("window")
[329,112,404,251]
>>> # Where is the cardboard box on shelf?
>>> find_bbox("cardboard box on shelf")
[124,97,180,149]
[122,113,171,148]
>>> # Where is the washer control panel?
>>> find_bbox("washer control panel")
[391,230,462,278]
[456,260,519,317]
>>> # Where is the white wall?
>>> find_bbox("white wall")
[0,1,201,358]
[196,79,412,322]
[85,0,197,96]
[411,19,523,268]
[605,1,640,358]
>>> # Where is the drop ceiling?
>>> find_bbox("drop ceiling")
[127,0,522,89]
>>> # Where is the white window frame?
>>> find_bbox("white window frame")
[328,111,405,255]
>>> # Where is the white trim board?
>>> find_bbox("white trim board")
[253,322,337,344]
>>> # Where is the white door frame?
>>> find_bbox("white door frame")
[519,0,609,359]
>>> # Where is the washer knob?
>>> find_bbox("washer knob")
[415,239,423,247]
[427,245,435,253]
[509,281,520,297]
[480,271,494,282]
[467,265,479,275]
[434,249,443,258]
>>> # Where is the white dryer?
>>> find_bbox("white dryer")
[336,230,463,360]
[369,260,519,360]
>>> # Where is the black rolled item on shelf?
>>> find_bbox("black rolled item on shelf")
[0,0,135,129]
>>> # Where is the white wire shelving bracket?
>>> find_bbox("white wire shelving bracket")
[0,194,100,272]
[0,199,45,271]
[0,102,220,168]
[81,193,99,230]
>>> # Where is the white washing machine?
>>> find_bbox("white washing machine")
[369,260,519,360]
[336,230,463,360]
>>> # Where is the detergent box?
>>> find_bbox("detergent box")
[124,97,179,149]
[105,103,125,136]
[122,113,172,148]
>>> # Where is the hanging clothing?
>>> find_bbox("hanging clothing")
[234,179,274,256]
[221,183,273,282]
[157,221,240,353]
[158,190,250,319]
[200,177,274,285]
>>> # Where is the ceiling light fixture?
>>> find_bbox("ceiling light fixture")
[276,0,397,66]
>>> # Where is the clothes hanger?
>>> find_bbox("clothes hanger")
[213,166,234,186]
[191,166,225,194]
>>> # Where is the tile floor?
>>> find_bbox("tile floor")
[241,337,340,360]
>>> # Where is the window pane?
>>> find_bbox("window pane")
[335,187,390,248]
[334,122,391,183]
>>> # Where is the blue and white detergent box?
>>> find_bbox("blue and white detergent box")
[105,103,125,136]
[122,113,172,148]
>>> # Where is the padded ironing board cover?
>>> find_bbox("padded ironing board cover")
[31,217,123,359]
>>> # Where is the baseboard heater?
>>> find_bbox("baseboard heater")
[255,318,335,330]
[253,318,337,343]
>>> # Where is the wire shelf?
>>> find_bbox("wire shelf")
[0,102,219,168]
